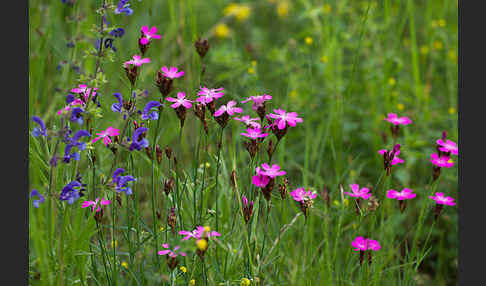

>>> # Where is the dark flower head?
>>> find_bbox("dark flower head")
[30,189,45,208]
[104,38,117,52]
[112,168,136,195]
[115,0,133,16]
[109,28,125,38]
[59,181,83,204]
[111,92,123,113]
[66,93,75,104]
[129,127,149,151]
[141,101,161,120]
[70,107,84,125]
[31,116,47,137]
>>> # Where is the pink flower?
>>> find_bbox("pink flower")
[241,127,268,139]
[242,94,272,111]
[430,153,454,168]
[290,187,318,202]
[234,115,261,128]
[92,127,120,146]
[157,243,187,257]
[378,149,404,165]
[436,139,458,155]
[196,87,224,104]
[252,167,270,188]
[214,101,243,117]
[81,198,111,212]
[178,226,221,240]
[57,99,85,115]
[429,192,456,206]
[124,55,150,67]
[268,109,303,130]
[140,25,161,45]
[386,188,416,200]
[257,163,286,178]
[351,237,381,251]
[166,92,193,109]
[367,239,381,251]
[344,184,372,200]
[384,113,412,126]
[160,66,184,79]
[71,84,98,102]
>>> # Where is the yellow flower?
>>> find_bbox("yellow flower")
[277,2,289,18]
[248,67,255,74]
[121,261,128,269]
[431,20,438,28]
[323,4,332,14]
[320,55,328,63]
[448,50,457,62]
[251,60,257,67]
[111,240,118,248]
[449,107,456,115]
[189,279,196,286]
[420,45,429,55]
[203,226,211,232]
[241,278,251,286]
[305,37,313,45]
[391,91,398,97]
[180,266,187,273]
[438,19,446,27]
[159,226,165,232]
[388,77,396,86]
[289,90,297,98]
[215,24,230,39]
[397,103,405,111]
[223,3,251,22]
[448,159,454,164]
[196,239,208,252]
[433,41,443,50]
[333,200,340,206]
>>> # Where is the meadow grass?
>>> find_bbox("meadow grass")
[29,0,458,285]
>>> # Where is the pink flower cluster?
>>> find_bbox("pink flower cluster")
[268,109,303,130]
[352,236,381,252]
[81,198,111,212]
[178,226,222,240]
[166,92,193,109]
[140,25,161,45]
[384,113,412,126]
[252,163,286,188]
[386,188,416,201]
[289,188,318,202]
[429,192,456,206]
[92,126,120,146]
[157,243,187,257]
[344,184,372,200]
[378,148,404,165]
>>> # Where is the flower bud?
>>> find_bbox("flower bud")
[164,177,175,196]
[168,207,177,229]
[195,38,210,59]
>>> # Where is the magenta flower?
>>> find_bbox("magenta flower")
[57,98,85,115]
[241,127,268,139]
[196,87,224,104]
[160,66,184,79]
[81,198,111,212]
[166,92,193,109]
[252,167,271,188]
[268,109,303,130]
[436,139,458,155]
[124,55,150,67]
[344,184,372,200]
[352,236,380,265]
[386,188,416,200]
[367,239,381,251]
[290,188,318,202]
[140,25,161,45]
[242,94,272,111]
[92,127,120,146]
[384,113,412,126]
[178,226,221,240]
[71,84,98,102]
[430,153,454,168]
[378,149,404,165]
[157,243,187,257]
[351,236,369,251]
[258,163,286,178]
[242,195,254,224]
[234,115,261,128]
[429,192,456,206]
[214,101,243,117]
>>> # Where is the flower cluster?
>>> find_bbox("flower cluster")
[351,236,381,265]
[290,188,318,217]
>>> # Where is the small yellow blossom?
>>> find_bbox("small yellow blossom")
[277,2,289,18]
[449,107,456,115]
[248,67,255,74]
[305,37,313,45]
[431,20,438,28]
[196,239,208,252]
[397,103,405,111]
[438,19,446,27]
[448,159,454,164]
[180,266,187,273]
[320,55,328,63]
[388,77,396,86]
[251,60,257,67]
[203,226,211,232]
[224,3,251,22]
[159,226,164,232]
[420,45,429,55]
[241,278,251,286]
[323,4,332,14]
[111,240,118,248]
[448,50,457,62]
[215,24,230,39]
[189,279,196,286]
[333,200,340,206]
[433,41,443,50]
[121,261,128,269]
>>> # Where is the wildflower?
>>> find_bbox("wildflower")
[166,92,193,128]
[124,55,150,67]
[386,188,416,212]
[305,37,313,45]
[252,168,270,188]
[420,46,429,55]
[114,0,133,16]
[223,3,251,21]
[290,187,318,217]
[180,266,187,273]
[112,168,136,195]
[448,50,457,62]
[31,116,47,137]
[168,207,177,229]
[215,24,230,39]
[430,152,454,181]
[388,77,396,86]
[438,19,446,27]
[379,144,403,175]
[129,127,149,151]
[160,66,185,79]
[436,139,458,156]
[242,195,254,224]
[30,190,45,208]
[277,1,289,17]
[352,236,380,265]
[82,198,111,212]
[158,243,187,270]
[214,101,243,128]
[195,38,210,58]
[189,279,196,285]
[344,184,372,215]
[241,127,268,139]
[323,3,332,14]
[248,67,255,74]
[139,25,161,49]
[111,92,124,113]
[384,113,412,138]
[59,180,83,204]
[449,107,456,114]
[429,192,456,220]
[155,144,163,164]
[121,261,128,269]
[178,226,221,240]
[234,115,261,128]
[320,55,328,63]
[109,28,125,38]
[164,177,175,196]
[57,98,85,116]
[241,278,251,286]
[242,94,272,120]
[124,55,150,86]
[259,163,286,178]
[397,103,404,111]
[141,101,161,121]
[197,87,224,115]
[433,41,443,50]
[92,127,119,146]
[69,107,84,125]
[268,109,303,132]
[70,84,98,104]
[62,130,91,163]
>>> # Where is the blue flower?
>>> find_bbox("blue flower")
[63,130,90,163]
[70,107,84,125]
[59,181,83,204]
[115,0,133,16]
[32,116,47,137]
[111,92,123,113]
[66,93,75,104]
[141,101,161,120]
[104,38,117,52]
[30,189,45,208]
[109,28,125,38]
[129,127,149,151]
[112,168,136,195]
